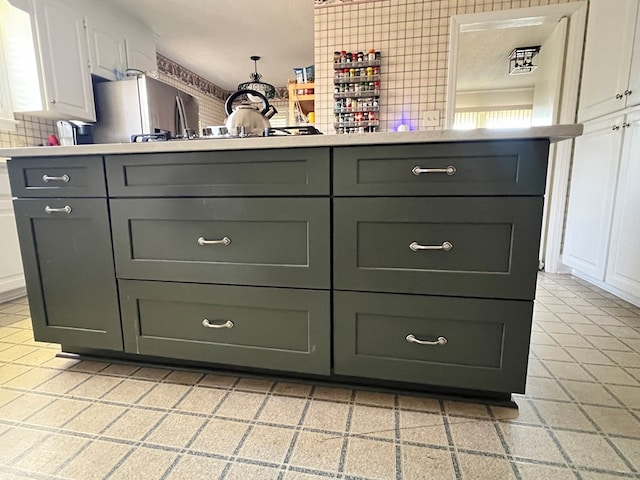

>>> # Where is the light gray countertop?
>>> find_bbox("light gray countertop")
[0,124,583,158]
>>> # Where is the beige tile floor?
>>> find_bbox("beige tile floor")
[0,273,639,479]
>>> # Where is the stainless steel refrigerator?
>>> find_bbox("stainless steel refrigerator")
[92,75,199,143]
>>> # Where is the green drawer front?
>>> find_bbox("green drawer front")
[111,198,330,289]
[8,156,106,197]
[334,197,543,300]
[106,148,330,197]
[12,198,122,350]
[120,280,330,375]
[333,140,549,196]
[334,291,533,393]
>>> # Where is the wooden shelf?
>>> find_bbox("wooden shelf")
[288,82,315,125]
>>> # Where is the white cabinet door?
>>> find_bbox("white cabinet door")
[606,108,640,298]
[578,0,638,122]
[85,15,127,81]
[626,7,640,110]
[563,114,625,279]
[33,0,95,120]
[125,29,156,74]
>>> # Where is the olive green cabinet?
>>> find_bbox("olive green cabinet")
[332,141,550,395]
[110,197,330,289]
[9,156,122,351]
[106,148,330,197]
[120,280,330,375]
[333,196,544,300]
[11,198,122,350]
[7,140,551,399]
[334,291,533,393]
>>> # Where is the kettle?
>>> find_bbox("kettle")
[224,89,277,136]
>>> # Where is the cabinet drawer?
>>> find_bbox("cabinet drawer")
[8,156,106,197]
[334,291,533,393]
[334,197,543,300]
[120,280,330,375]
[111,198,330,289]
[333,140,549,196]
[106,148,330,197]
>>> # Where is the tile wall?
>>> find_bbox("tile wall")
[157,72,228,132]
[0,114,57,148]
[314,0,577,134]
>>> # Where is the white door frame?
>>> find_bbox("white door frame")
[446,2,588,274]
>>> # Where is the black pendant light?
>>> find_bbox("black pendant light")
[237,55,276,99]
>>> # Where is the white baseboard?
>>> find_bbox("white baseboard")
[568,269,640,308]
[0,286,27,304]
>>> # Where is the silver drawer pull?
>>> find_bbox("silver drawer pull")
[42,174,70,183]
[406,334,448,346]
[410,241,453,252]
[412,165,456,176]
[197,236,231,246]
[202,319,234,329]
[44,205,72,214]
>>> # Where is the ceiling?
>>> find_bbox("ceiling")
[101,0,316,91]
[456,22,559,92]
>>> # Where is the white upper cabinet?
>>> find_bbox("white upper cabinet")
[125,28,157,75]
[85,10,127,81]
[3,0,156,119]
[3,0,95,121]
[85,3,156,81]
[578,0,640,122]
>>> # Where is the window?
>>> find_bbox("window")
[453,108,532,130]
[0,4,17,133]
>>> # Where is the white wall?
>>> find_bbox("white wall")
[531,17,568,126]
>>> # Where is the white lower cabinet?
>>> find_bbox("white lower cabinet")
[563,114,624,279]
[606,109,640,299]
[563,107,640,305]
[0,163,25,302]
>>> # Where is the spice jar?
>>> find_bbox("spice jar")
[368,49,376,61]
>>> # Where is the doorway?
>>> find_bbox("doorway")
[446,2,588,273]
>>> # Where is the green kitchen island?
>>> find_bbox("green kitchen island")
[0,125,582,405]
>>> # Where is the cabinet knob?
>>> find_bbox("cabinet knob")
[622,122,630,128]
[612,125,620,131]
[624,89,633,96]
[50,99,56,104]
[616,93,624,100]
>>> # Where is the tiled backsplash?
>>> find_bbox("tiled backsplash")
[0,114,57,148]
[314,0,576,134]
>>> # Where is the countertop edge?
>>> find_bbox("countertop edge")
[0,124,583,158]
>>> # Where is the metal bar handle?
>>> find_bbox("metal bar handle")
[412,165,456,176]
[202,319,234,329]
[42,174,70,183]
[410,241,453,252]
[44,205,72,214]
[406,334,448,346]
[197,236,231,246]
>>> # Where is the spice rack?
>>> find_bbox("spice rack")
[333,50,381,134]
